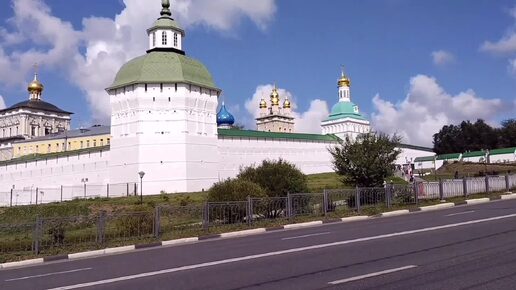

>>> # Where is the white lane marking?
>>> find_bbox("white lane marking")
[446,210,475,217]
[47,213,516,290]
[281,232,331,241]
[328,265,417,285]
[6,268,92,282]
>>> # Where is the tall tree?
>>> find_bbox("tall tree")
[329,133,401,187]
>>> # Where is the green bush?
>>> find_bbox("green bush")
[238,159,309,197]
[208,179,266,202]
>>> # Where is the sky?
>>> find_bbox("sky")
[0,0,515,147]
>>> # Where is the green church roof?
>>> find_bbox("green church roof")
[324,101,367,122]
[107,51,218,90]
[147,17,184,35]
[489,147,516,155]
[414,156,435,162]
[462,150,486,158]
[436,153,461,160]
[218,129,340,142]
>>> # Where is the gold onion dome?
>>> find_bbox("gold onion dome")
[28,73,44,93]
[270,87,280,106]
[338,74,351,87]
[283,97,291,109]
[259,98,267,109]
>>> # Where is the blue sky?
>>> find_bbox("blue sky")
[0,0,515,146]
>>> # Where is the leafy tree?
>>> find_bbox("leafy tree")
[500,119,516,148]
[208,179,266,202]
[237,159,309,197]
[329,133,401,187]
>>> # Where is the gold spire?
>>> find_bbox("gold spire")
[338,67,351,88]
[28,63,44,99]
[270,84,280,106]
[283,96,291,109]
[259,98,267,109]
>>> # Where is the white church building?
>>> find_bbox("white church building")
[0,1,433,203]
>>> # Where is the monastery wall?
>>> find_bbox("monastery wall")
[218,137,335,181]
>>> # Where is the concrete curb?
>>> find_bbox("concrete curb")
[341,216,370,222]
[3,195,515,270]
[465,198,490,205]
[501,193,516,200]
[283,221,323,229]
[419,203,455,211]
[380,210,410,217]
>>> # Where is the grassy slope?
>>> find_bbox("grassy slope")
[422,162,516,181]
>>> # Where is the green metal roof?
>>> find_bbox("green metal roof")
[436,153,461,160]
[462,150,486,158]
[324,101,367,122]
[0,146,110,167]
[218,129,340,142]
[107,51,218,90]
[147,17,184,35]
[414,156,435,162]
[489,147,516,155]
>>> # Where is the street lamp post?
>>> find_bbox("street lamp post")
[81,178,89,198]
[138,171,145,204]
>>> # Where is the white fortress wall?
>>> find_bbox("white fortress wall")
[0,149,111,205]
[218,136,336,181]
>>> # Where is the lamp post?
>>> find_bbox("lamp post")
[138,171,145,204]
[81,178,89,198]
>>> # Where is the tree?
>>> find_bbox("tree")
[329,133,401,187]
[500,119,516,148]
[208,179,266,202]
[237,159,309,197]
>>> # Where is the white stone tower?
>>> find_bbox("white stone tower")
[321,70,371,141]
[107,0,221,194]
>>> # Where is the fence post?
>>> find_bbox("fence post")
[505,174,510,192]
[413,182,419,206]
[126,183,129,197]
[60,185,63,202]
[154,207,161,238]
[463,178,468,197]
[107,184,110,198]
[97,211,106,245]
[35,187,39,205]
[438,179,444,200]
[485,175,490,193]
[246,196,253,226]
[83,183,87,198]
[33,216,42,255]
[202,202,209,230]
[355,186,361,212]
[385,184,392,208]
[134,183,138,197]
[323,189,328,216]
[287,192,292,218]
[10,188,13,207]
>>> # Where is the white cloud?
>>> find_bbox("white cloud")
[244,84,329,134]
[481,5,516,74]
[431,50,455,66]
[371,75,505,146]
[0,0,277,122]
[0,95,5,109]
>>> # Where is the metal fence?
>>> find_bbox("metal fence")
[1,174,515,261]
[0,182,139,207]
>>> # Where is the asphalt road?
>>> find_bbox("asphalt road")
[2,199,516,290]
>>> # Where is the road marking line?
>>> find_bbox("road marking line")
[446,210,475,217]
[282,232,331,240]
[47,213,516,290]
[6,268,92,282]
[328,265,417,285]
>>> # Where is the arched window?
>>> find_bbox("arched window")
[152,32,156,47]
[162,31,167,45]
[174,33,178,47]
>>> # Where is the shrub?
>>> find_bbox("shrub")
[208,179,266,202]
[237,159,308,197]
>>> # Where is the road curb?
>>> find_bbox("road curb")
[220,228,266,238]
[420,203,455,211]
[341,216,370,222]
[68,249,106,260]
[283,221,323,229]
[380,210,410,217]
[465,198,490,205]
[1,258,44,269]
[162,237,198,246]
[501,193,516,200]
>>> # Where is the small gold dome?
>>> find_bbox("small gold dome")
[270,87,280,106]
[259,98,267,109]
[283,98,291,109]
[28,74,44,93]
[338,75,351,88]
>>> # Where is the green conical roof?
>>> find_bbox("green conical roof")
[147,0,184,34]
[107,51,218,90]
